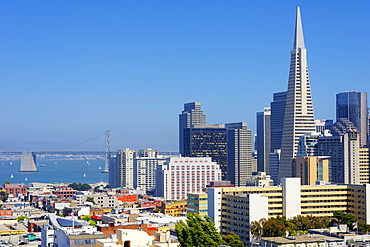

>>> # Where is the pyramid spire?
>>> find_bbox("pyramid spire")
[293,6,305,49]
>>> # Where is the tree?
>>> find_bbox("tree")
[4,181,10,184]
[250,218,266,240]
[17,216,30,222]
[86,197,95,204]
[81,215,96,226]
[68,183,91,191]
[223,232,244,247]
[0,190,8,202]
[332,211,357,227]
[262,218,286,237]
[175,213,223,247]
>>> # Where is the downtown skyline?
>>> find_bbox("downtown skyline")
[1,1,370,152]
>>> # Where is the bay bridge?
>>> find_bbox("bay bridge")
[0,131,178,173]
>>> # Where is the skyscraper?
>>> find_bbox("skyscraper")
[336,91,368,146]
[183,124,228,179]
[226,122,252,186]
[270,91,287,153]
[109,148,137,188]
[279,7,315,181]
[179,102,206,155]
[256,107,271,173]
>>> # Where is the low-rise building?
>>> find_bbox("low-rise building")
[187,193,208,216]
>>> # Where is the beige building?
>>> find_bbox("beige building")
[292,156,330,185]
[208,178,370,244]
[359,147,370,184]
[260,235,345,247]
[187,193,208,216]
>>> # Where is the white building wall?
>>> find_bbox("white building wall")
[282,177,301,218]
[207,187,223,232]
[366,184,370,224]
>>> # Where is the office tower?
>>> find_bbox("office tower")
[269,91,286,184]
[183,124,228,179]
[279,7,315,181]
[270,91,287,153]
[359,147,369,185]
[292,156,330,185]
[133,148,166,192]
[226,122,252,186]
[108,148,137,188]
[318,119,360,184]
[155,157,221,200]
[256,107,271,173]
[336,91,368,146]
[297,132,320,157]
[315,119,333,134]
[179,102,206,155]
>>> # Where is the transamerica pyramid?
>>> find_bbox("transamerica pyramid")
[278,7,315,181]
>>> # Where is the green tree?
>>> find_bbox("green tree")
[223,232,244,247]
[0,190,8,202]
[16,216,30,222]
[4,181,10,184]
[332,211,357,227]
[86,197,95,204]
[175,213,223,247]
[250,218,266,240]
[81,215,96,226]
[68,183,91,191]
[262,218,287,237]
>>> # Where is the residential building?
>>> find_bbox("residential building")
[256,107,271,173]
[109,148,137,188]
[359,147,370,184]
[226,122,252,186]
[155,157,221,200]
[336,91,368,146]
[292,156,330,185]
[179,102,206,155]
[259,235,345,247]
[160,200,187,217]
[2,184,27,197]
[280,7,316,181]
[134,149,166,192]
[187,193,208,216]
[208,178,370,244]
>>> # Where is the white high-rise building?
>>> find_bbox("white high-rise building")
[279,7,315,181]
[155,157,221,200]
[109,148,137,188]
[134,148,166,192]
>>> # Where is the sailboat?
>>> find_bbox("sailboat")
[55,162,58,165]
[10,161,13,165]
[86,161,90,165]
[25,177,28,181]
[83,173,86,177]
[98,166,101,170]
[10,174,14,178]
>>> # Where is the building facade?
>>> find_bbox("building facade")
[179,102,206,155]
[336,91,368,146]
[256,107,271,174]
[155,157,221,200]
[279,7,316,181]
[182,125,227,179]
[109,149,137,188]
[292,156,330,185]
[133,149,166,192]
[208,178,370,244]
[226,122,252,186]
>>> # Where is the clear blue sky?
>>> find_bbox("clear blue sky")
[1,1,369,152]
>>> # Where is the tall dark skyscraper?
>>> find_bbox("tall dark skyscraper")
[226,122,252,186]
[179,102,206,155]
[279,6,315,181]
[183,124,228,179]
[270,91,287,153]
[336,91,368,146]
[256,107,271,173]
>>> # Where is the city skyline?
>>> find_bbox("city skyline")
[1,1,369,152]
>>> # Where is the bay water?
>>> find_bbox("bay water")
[0,159,108,185]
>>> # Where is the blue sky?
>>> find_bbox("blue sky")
[1,1,369,152]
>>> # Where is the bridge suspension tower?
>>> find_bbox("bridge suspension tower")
[102,130,110,173]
